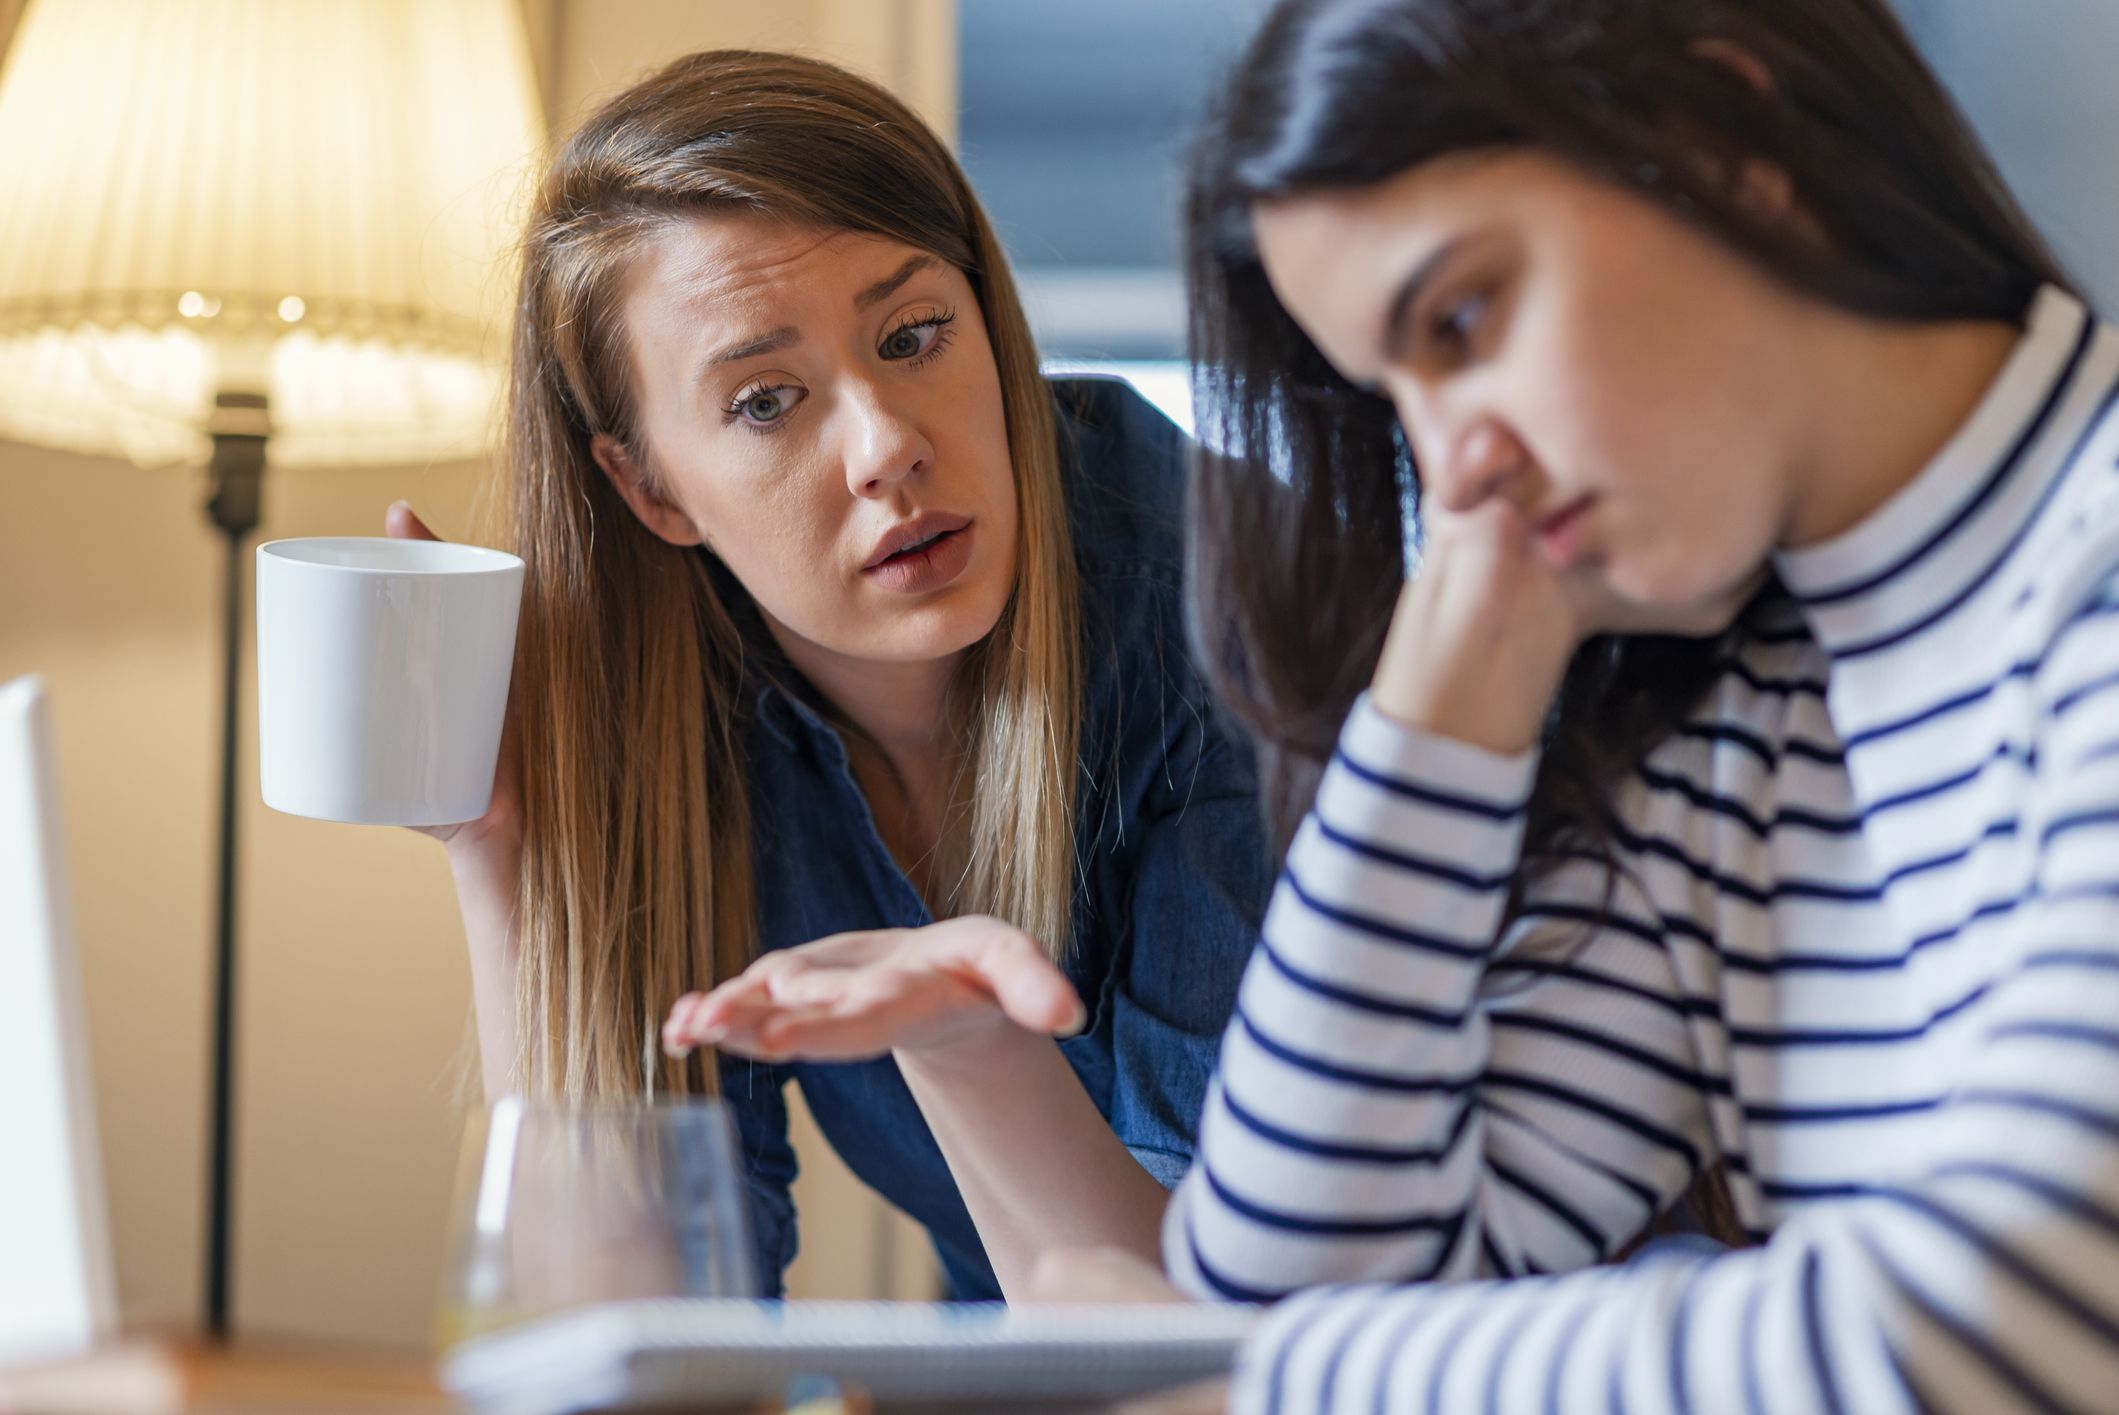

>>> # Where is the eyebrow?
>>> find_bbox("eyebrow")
[855,255,939,311]
[698,256,941,373]
[706,325,800,368]
[1379,236,1467,364]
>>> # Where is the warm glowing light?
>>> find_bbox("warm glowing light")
[0,0,544,467]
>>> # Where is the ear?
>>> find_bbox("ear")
[1684,38,1806,229]
[1687,36,1774,98]
[1731,157,1799,226]
[591,433,706,548]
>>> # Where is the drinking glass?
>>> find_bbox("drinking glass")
[434,1097,759,1348]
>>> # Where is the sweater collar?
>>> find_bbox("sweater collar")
[1775,285,2106,659]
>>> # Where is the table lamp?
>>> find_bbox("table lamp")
[0,0,543,1337]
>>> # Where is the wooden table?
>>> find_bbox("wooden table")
[0,1339,449,1415]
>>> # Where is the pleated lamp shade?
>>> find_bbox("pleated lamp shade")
[0,0,543,468]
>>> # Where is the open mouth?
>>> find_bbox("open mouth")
[863,512,973,572]
[861,516,976,594]
[877,526,957,564]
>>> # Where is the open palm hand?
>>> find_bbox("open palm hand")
[663,915,1085,1065]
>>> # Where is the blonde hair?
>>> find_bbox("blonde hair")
[501,51,1080,1101]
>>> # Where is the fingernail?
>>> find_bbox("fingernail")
[388,498,411,514]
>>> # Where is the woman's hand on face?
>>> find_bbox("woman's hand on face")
[662,915,1085,1066]
[1371,497,1591,753]
[383,502,524,857]
[1374,497,1760,753]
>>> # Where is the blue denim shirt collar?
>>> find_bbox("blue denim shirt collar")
[750,676,831,756]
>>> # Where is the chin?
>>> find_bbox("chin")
[1665,598,1749,638]
[867,592,1010,663]
[1607,563,1758,637]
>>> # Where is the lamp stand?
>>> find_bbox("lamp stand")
[201,391,268,1340]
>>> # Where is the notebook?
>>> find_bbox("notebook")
[440,1298,1256,1413]
[0,675,118,1362]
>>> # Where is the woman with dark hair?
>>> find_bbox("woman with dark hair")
[393,49,1270,1303]
[1133,0,2119,1407]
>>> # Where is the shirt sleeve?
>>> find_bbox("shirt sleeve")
[1165,693,1719,1304]
[1107,701,1275,1186]
[718,1051,801,1299]
[1174,614,2119,1410]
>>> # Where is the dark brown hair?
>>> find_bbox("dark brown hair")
[1187,0,2071,857]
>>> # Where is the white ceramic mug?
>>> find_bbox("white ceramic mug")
[256,537,524,826]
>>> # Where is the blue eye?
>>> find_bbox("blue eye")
[724,382,807,430]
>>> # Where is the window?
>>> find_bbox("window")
[1896,0,2119,308]
[957,0,1276,430]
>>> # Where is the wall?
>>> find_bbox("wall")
[0,441,491,1342]
[0,0,948,1351]
[525,0,954,142]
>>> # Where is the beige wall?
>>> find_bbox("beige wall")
[0,0,948,1351]
[533,0,956,142]
[0,443,492,1343]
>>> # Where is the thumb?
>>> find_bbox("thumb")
[970,929,1087,1038]
[385,500,442,542]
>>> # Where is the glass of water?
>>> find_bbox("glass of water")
[434,1096,759,1348]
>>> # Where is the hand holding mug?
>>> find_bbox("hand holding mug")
[381,503,525,855]
[255,513,523,829]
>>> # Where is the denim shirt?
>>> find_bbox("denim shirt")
[719,378,1271,1300]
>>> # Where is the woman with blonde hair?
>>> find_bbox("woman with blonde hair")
[394,49,1268,1302]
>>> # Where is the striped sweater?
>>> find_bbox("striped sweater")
[1164,285,2119,1412]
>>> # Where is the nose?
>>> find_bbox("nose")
[840,379,933,499]
[1416,415,1533,516]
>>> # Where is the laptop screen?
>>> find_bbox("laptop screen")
[0,676,117,1359]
